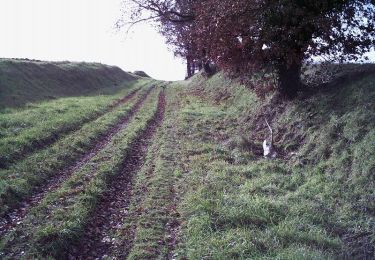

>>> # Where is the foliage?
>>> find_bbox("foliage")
[133,70,151,77]
[126,0,375,97]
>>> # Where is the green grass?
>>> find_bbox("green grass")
[0,79,154,168]
[0,85,153,216]
[118,87,183,260]
[0,59,136,108]
[0,88,162,258]
[1,62,374,259]
[168,70,375,259]
[125,126,176,260]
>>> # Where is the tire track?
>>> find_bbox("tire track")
[0,87,154,236]
[165,186,181,260]
[71,91,166,259]
[0,87,140,170]
[127,112,182,260]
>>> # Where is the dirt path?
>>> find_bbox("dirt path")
[1,88,140,170]
[0,87,153,237]
[71,91,166,259]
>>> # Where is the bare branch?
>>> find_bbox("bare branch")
[264,118,273,146]
[123,15,161,34]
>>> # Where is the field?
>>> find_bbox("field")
[0,60,374,259]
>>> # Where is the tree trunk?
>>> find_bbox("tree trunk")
[197,62,202,71]
[277,61,303,99]
[186,58,193,79]
[203,60,213,76]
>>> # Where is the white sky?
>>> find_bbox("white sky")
[0,0,186,81]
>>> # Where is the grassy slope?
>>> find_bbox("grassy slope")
[169,71,375,259]
[0,59,136,108]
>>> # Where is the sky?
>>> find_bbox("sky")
[0,0,186,81]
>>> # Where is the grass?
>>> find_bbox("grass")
[0,79,154,168]
[125,124,175,260]
[0,88,162,258]
[0,62,374,259]
[0,85,153,216]
[168,70,374,259]
[117,87,183,260]
[0,59,137,108]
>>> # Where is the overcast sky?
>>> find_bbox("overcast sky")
[0,0,186,80]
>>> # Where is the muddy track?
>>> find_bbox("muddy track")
[0,87,153,236]
[165,186,181,260]
[0,88,140,170]
[71,91,166,260]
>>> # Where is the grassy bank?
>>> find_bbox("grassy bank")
[170,71,374,259]
[0,59,136,108]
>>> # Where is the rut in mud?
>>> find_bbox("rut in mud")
[0,87,153,236]
[71,91,166,259]
[165,186,181,260]
[1,88,140,170]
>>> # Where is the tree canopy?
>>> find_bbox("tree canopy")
[125,0,375,97]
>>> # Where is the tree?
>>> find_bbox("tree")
[125,0,375,98]
[124,0,200,78]
[159,14,199,78]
